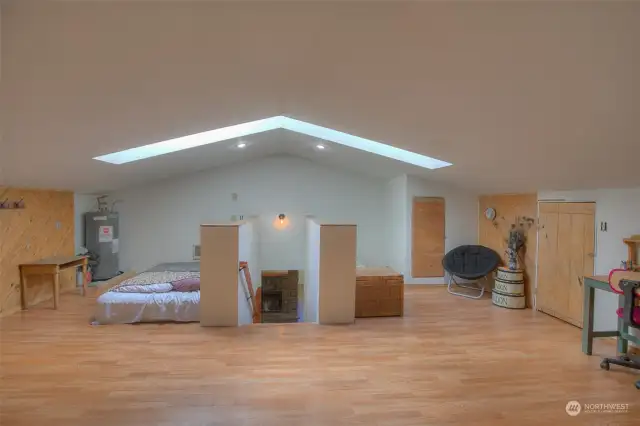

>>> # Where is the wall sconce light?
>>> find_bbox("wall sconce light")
[278,213,286,225]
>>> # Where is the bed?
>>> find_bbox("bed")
[355,266,404,318]
[93,262,201,324]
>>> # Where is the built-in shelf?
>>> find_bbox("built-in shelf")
[623,238,640,270]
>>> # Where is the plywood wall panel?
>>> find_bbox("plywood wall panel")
[318,225,357,324]
[478,194,537,307]
[0,187,75,316]
[200,224,239,326]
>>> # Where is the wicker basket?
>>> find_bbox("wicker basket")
[355,273,404,317]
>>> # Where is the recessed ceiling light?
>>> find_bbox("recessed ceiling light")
[316,144,325,150]
[237,142,247,148]
[93,115,452,169]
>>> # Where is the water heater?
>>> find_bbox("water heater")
[84,211,120,280]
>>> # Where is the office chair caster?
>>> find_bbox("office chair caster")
[600,360,610,371]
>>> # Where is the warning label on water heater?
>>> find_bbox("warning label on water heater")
[99,225,114,243]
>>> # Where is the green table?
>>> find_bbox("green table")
[582,275,637,355]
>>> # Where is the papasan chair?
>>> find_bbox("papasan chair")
[443,245,501,299]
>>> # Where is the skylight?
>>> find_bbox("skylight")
[93,116,452,169]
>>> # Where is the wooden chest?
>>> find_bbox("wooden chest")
[355,269,404,317]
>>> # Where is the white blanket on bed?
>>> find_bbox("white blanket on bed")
[114,283,174,293]
[110,271,199,293]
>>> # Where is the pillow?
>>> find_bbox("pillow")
[172,278,201,292]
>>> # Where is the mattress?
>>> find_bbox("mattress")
[95,291,199,324]
[93,261,201,324]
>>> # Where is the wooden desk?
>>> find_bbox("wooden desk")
[582,275,636,356]
[19,256,88,310]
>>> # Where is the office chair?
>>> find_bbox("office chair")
[600,274,640,390]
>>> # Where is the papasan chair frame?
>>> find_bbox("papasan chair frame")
[443,245,501,299]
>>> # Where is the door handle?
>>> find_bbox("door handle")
[587,252,595,258]
[578,277,583,287]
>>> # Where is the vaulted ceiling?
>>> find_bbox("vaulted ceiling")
[1,0,639,193]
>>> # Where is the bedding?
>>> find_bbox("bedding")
[94,291,199,324]
[171,278,201,292]
[110,271,199,293]
[93,262,202,324]
[113,283,174,293]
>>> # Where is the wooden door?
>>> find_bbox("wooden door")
[536,202,595,327]
[411,197,445,278]
[537,203,560,317]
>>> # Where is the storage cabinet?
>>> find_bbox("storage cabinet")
[537,202,595,327]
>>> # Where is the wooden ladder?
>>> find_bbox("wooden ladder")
[239,261,260,323]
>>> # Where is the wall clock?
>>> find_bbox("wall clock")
[484,207,496,221]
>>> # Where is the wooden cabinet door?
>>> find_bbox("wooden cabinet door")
[565,207,595,326]
[411,197,445,278]
[537,202,595,327]
[537,203,560,318]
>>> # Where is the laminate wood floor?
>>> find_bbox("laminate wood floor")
[1,287,638,426]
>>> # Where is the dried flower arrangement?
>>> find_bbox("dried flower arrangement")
[491,215,535,270]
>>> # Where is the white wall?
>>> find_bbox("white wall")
[237,220,257,325]
[304,218,320,323]
[248,216,261,291]
[538,187,640,334]
[395,175,479,284]
[73,193,97,253]
[110,155,387,273]
[385,175,407,274]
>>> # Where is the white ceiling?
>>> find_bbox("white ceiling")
[1,0,639,194]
